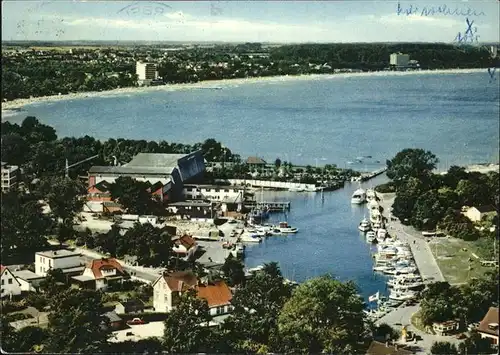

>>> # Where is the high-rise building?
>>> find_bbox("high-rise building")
[136,61,158,81]
[389,53,410,68]
[1,162,19,192]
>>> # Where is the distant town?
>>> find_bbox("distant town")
[2,42,498,101]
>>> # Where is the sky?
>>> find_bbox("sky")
[1,0,499,43]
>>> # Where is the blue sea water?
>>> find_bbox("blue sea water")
[4,71,499,300]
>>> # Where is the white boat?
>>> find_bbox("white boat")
[367,232,378,243]
[288,186,304,192]
[366,188,377,201]
[385,266,418,275]
[239,232,262,243]
[377,229,387,239]
[246,229,268,237]
[373,265,394,272]
[351,188,366,204]
[273,221,298,233]
[390,280,425,291]
[304,186,319,192]
[358,218,371,232]
[389,291,417,301]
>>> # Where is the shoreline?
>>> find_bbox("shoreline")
[1,68,487,113]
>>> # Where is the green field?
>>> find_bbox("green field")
[430,237,495,284]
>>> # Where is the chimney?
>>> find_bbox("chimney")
[178,280,184,292]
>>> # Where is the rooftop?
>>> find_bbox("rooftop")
[88,165,174,175]
[12,269,44,281]
[87,258,125,279]
[184,184,246,190]
[366,341,413,355]
[168,200,213,207]
[197,280,232,308]
[246,156,267,165]
[157,270,198,291]
[126,152,189,168]
[477,307,499,337]
[36,249,81,259]
[474,205,497,213]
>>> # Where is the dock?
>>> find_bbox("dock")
[245,201,291,211]
[360,167,387,182]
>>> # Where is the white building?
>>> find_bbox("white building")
[183,184,245,203]
[477,307,499,345]
[1,265,22,299]
[35,250,83,277]
[172,235,198,260]
[12,270,45,292]
[152,271,232,316]
[136,61,158,82]
[463,205,497,223]
[1,162,19,192]
[390,53,410,67]
[73,258,127,291]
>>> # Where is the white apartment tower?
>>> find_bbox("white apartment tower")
[136,61,158,81]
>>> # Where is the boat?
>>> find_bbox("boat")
[358,218,371,232]
[273,221,298,233]
[373,265,394,272]
[377,229,387,239]
[289,186,304,192]
[389,280,425,291]
[366,188,377,201]
[239,232,262,243]
[246,228,268,237]
[304,186,319,192]
[389,291,417,301]
[366,231,377,243]
[351,188,366,204]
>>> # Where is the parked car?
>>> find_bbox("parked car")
[126,318,146,325]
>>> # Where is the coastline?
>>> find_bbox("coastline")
[1,68,487,113]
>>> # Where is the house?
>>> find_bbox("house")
[432,320,460,336]
[152,271,232,316]
[464,205,498,223]
[1,162,20,192]
[1,265,22,299]
[114,299,145,315]
[72,258,127,291]
[12,270,45,292]
[366,340,412,355]
[246,156,267,170]
[477,307,499,345]
[172,235,198,260]
[35,250,84,277]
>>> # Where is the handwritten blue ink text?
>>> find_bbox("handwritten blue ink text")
[397,2,486,17]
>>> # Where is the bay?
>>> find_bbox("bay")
[4,71,498,300]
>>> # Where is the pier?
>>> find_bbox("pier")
[245,200,291,211]
[360,167,387,181]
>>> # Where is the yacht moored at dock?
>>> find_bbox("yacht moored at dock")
[359,217,371,232]
[351,188,366,204]
[273,221,299,233]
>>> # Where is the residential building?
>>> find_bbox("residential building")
[12,270,45,292]
[1,265,22,299]
[477,307,499,345]
[167,200,216,219]
[152,271,233,316]
[72,258,127,291]
[103,311,124,330]
[246,156,267,170]
[136,61,158,82]
[389,53,410,69]
[464,205,498,223]
[114,299,145,315]
[172,235,198,260]
[88,151,205,202]
[1,162,20,192]
[35,250,84,277]
[432,320,459,336]
[183,184,245,203]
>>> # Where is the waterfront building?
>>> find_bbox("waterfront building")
[0,265,22,299]
[390,53,410,70]
[152,271,233,316]
[72,258,127,291]
[136,61,158,85]
[477,307,499,345]
[246,156,267,171]
[183,184,246,203]
[1,162,20,192]
[88,151,205,202]
[35,249,84,277]
[167,200,216,219]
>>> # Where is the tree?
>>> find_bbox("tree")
[0,133,30,166]
[391,177,424,223]
[431,341,458,354]
[412,190,446,230]
[13,326,49,353]
[39,268,66,296]
[163,289,212,353]
[386,148,438,184]
[37,176,86,224]
[277,275,365,354]
[222,254,245,287]
[109,176,154,215]
[1,191,52,260]
[458,330,493,355]
[44,288,110,353]
[223,262,292,352]
[443,166,469,189]
[274,158,282,169]
[420,282,459,326]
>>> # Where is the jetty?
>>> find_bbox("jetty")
[360,167,387,182]
[245,200,291,211]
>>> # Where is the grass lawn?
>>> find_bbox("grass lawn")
[429,237,495,284]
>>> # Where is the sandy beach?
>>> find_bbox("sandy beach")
[1,68,487,114]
